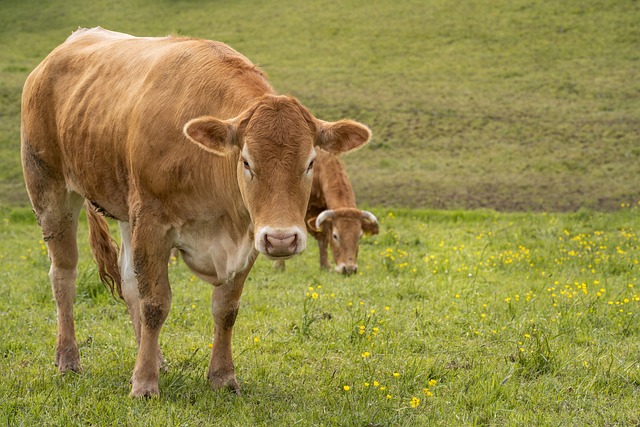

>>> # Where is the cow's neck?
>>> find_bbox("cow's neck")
[170,153,257,285]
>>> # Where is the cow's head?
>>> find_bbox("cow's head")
[183,95,371,260]
[311,208,379,275]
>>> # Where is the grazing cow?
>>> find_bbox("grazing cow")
[275,149,378,274]
[21,27,371,397]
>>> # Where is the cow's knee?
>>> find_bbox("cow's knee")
[141,299,170,330]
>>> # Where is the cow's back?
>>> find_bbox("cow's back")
[308,150,357,212]
[21,27,273,220]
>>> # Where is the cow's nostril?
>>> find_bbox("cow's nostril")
[264,233,298,256]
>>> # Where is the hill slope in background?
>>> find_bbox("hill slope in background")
[1,0,638,211]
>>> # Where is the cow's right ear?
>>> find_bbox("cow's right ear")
[183,116,238,155]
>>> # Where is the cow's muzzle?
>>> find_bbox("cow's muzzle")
[255,226,306,259]
[335,263,358,275]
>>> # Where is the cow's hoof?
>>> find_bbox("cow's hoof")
[56,348,81,373]
[209,372,240,395]
[57,360,82,373]
[130,382,160,398]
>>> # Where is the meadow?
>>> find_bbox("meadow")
[1,206,639,425]
[1,0,639,425]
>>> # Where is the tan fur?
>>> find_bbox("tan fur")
[22,27,371,397]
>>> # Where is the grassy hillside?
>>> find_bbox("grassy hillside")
[1,0,639,211]
[1,206,639,425]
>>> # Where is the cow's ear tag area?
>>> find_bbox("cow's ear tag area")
[306,215,322,233]
[184,116,237,156]
[316,119,372,155]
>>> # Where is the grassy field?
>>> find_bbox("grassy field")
[1,206,639,425]
[0,0,639,211]
[1,1,639,426]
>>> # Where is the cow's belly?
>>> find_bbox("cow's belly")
[177,227,255,284]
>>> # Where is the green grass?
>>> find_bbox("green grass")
[1,1,639,425]
[1,0,639,210]
[1,205,639,425]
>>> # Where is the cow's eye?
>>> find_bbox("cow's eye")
[332,231,339,241]
[241,158,255,179]
[306,160,314,173]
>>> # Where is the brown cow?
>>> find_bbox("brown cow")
[21,27,371,397]
[275,149,378,274]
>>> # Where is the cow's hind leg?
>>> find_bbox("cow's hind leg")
[118,222,142,344]
[28,182,84,372]
[273,259,285,272]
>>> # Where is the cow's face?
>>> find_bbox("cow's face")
[313,208,379,275]
[184,95,371,260]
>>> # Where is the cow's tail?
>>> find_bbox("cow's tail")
[85,200,123,299]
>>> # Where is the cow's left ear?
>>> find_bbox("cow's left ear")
[362,221,379,236]
[361,211,379,235]
[316,119,371,155]
[183,116,238,156]
[306,216,322,233]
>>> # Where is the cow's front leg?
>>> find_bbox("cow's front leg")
[118,221,166,371]
[208,254,257,393]
[318,236,331,270]
[129,219,172,398]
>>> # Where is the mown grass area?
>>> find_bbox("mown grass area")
[1,206,639,425]
[0,0,638,210]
